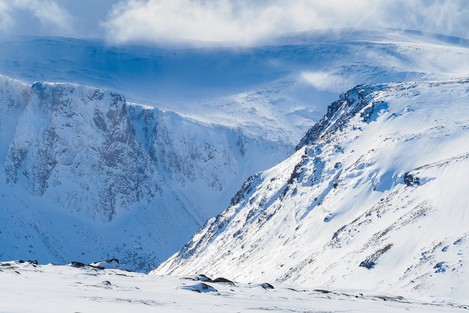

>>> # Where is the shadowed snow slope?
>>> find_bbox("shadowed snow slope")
[154,78,469,301]
[0,75,290,271]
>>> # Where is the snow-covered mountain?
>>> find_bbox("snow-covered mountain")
[3,29,469,277]
[0,74,290,271]
[155,78,469,301]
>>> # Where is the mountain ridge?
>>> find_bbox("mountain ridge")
[154,78,469,301]
[3,29,469,147]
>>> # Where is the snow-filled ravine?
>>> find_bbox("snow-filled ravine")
[1,260,467,313]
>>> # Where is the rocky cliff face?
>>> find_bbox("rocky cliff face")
[154,79,469,300]
[0,76,29,157]
[4,82,159,222]
[0,75,291,271]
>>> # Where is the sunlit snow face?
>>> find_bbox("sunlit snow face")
[1,0,469,45]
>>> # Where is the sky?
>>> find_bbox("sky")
[0,0,468,45]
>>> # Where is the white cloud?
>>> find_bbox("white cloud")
[103,0,469,45]
[302,72,352,92]
[0,1,14,32]
[0,0,75,36]
[20,0,73,32]
[1,0,468,44]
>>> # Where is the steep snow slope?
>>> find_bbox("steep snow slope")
[0,75,290,271]
[2,29,469,144]
[155,79,469,301]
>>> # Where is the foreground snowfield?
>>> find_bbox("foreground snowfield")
[1,261,467,313]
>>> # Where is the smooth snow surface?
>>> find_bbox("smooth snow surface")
[1,261,468,313]
[155,78,469,302]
